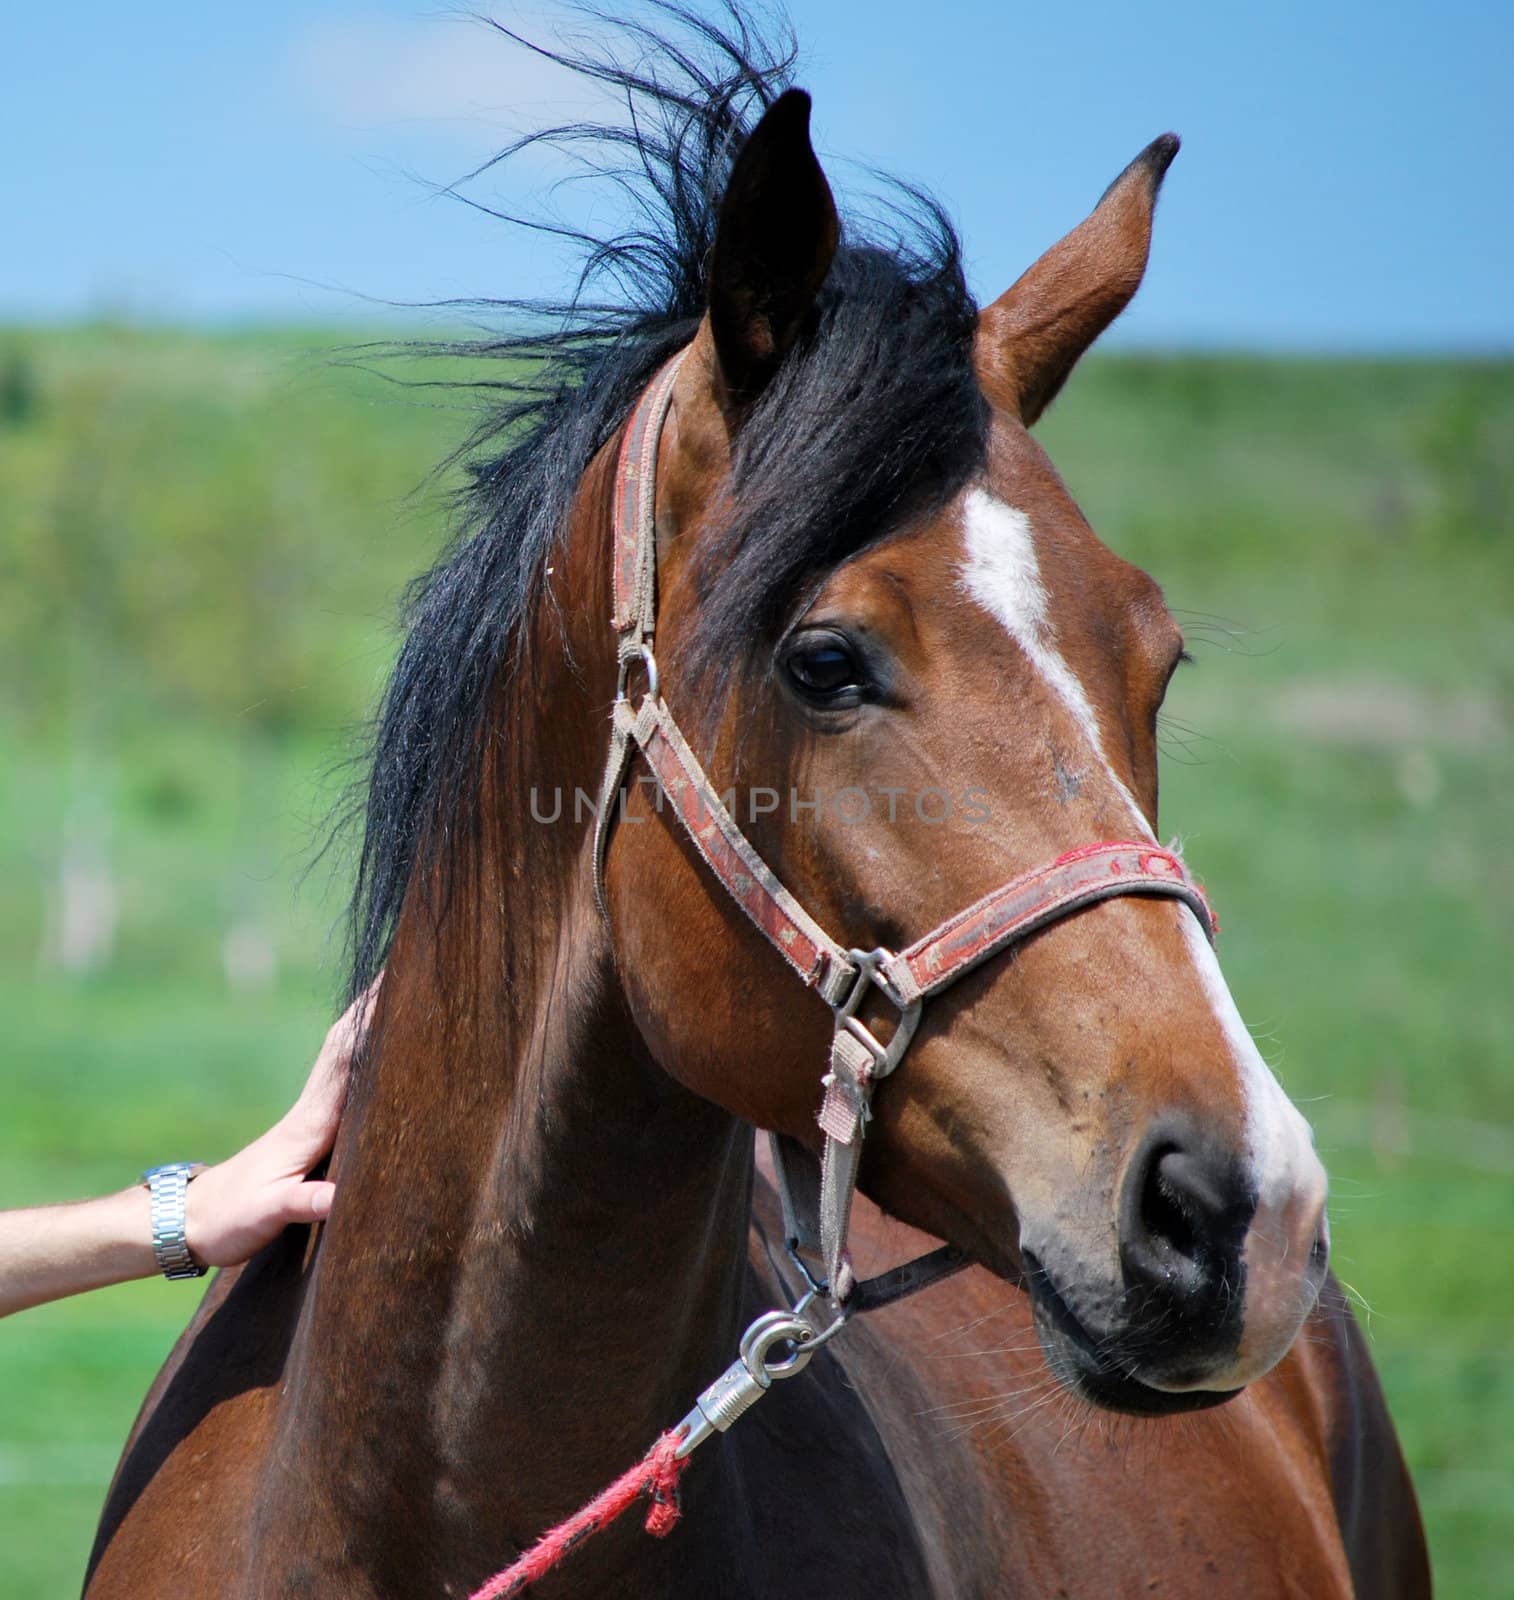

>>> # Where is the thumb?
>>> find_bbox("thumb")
[271,1179,337,1228]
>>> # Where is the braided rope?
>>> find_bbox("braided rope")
[468,1431,689,1598]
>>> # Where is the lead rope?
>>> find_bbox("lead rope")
[468,1308,835,1598]
[468,1432,688,1599]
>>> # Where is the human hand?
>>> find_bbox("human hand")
[183,982,379,1269]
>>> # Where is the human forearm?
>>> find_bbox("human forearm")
[0,985,375,1321]
[0,1186,158,1318]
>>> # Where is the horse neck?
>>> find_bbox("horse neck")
[271,460,757,1570]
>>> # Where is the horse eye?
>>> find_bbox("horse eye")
[783,633,866,707]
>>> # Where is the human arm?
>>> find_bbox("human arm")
[0,989,373,1319]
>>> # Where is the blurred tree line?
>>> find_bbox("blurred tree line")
[1,325,1511,983]
[0,325,463,981]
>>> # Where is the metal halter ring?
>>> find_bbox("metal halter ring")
[790,1289,853,1354]
[615,643,659,703]
[832,946,922,1081]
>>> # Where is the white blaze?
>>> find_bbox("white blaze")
[1176,909,1320,1213]
[957,487,1325,1382]
[958,488,1154,840]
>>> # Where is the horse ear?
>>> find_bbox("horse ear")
[707,89,839,406]
[976,134,1179,425]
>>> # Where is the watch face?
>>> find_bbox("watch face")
[142,1162,196,1183]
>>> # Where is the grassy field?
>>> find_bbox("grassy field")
[2,326,1511,1596]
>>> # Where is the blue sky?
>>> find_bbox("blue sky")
[4,1,1510,349]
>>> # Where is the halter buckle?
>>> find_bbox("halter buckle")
[830,947,922,1081]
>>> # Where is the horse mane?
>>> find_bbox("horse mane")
[344,1,986,1001]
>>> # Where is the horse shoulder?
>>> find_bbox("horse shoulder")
[83,1233,312,1597]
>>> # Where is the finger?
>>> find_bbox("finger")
[322,975,383,1079]
[289,981,383,1151]
[316,994,370,1082]
[271,1179,337,1227]
[338,973,384,1050]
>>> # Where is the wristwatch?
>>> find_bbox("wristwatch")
[141,1162,208,1280]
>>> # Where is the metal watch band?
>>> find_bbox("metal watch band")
[141,1162,207,1281]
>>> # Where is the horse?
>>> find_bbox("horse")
[85,11,1429,1597]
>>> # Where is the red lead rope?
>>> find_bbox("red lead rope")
[468,1431,689,1598]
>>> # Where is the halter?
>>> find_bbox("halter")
[593,348,1216,1313]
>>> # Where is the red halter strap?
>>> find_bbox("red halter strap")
[594,351,1216,1305]
[886,840,1214,1003]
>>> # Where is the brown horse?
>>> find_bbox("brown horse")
[86,14,1429,1597]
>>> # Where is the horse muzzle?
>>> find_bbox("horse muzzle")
[1022,1122,1330,1416]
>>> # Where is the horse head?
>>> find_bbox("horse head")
[601,91,1327,1417]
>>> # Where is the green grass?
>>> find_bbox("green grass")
[2,327,1511,1596]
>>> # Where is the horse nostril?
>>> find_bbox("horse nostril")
[1145,1150,1200,1260]
[1120,1129,1255,1304]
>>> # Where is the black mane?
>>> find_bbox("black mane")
[345,2,985,999]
